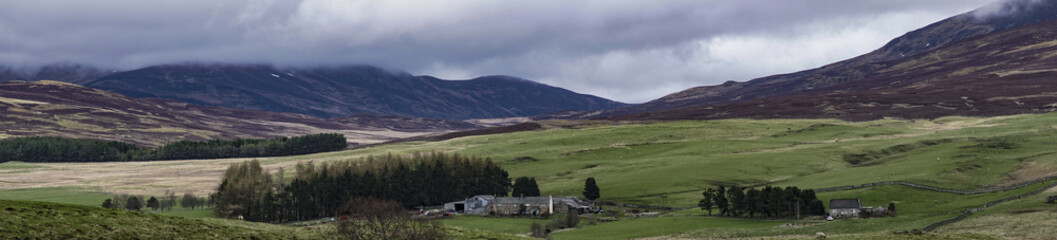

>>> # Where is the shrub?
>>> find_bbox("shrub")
[335,198,445,240]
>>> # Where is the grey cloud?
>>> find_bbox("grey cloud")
[971,0,1044,18]
[0,0,998,102]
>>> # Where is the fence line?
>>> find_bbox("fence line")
[812,175,1057,194]
[922,180,1057,231]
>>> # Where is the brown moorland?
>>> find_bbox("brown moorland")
[0,80,478,146]
[614,18,1057,121]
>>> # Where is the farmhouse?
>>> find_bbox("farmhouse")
[829,198,862,218]
[444,195,592,216]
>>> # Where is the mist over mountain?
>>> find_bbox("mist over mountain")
[612,0,1057,121]
[0,63,111,85]
[77,64,626,120]
[601,0,1057,117]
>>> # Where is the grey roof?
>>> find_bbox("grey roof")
[829,199,862,209]
[494,196,551,205]
[556,197,591,208]
[491,196,590,205]
[470,195,495,201]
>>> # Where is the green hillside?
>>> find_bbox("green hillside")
[3,113,1057,239]
[362,114,1057,207]
[0,199,328,239]
[0,199,529,239]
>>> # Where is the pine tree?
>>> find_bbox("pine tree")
[101,199,113,209]
[513,177,526,197]
[512,177,539,197]
[698,188,715,216]
[147,196,160,211]
[745,188,761,217]
[730,187,746,217]
[714,186,729,216]
[582,177,600,201]
[527,178,540,196]
[809,199,826,216]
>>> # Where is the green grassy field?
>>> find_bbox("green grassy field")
[0,199,528,239]
[937,192,1057,239]
[439,215,552,235]
[550,215,787,240]
[4,113,1057,238]
[0,187,110,206]
[0,187,218,219]
[353,114,1057,207]
[0,199,329,239]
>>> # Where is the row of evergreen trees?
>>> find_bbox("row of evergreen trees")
[699,186,826,218]
[0,133,347,163]
[511,177,540,197]
[101,192,209,211]
[211,153,513,223]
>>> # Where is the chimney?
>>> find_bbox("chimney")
[549,195,553,214]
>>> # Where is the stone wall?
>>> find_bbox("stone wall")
[922,180,1057,232]
[808,175,1057,232]
[813,175,1057,195]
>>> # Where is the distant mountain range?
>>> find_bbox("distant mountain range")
[4,0,1056,128]
[0,64,626,120]
[0,63,626,144]
[0,80,478,146]
[607,0,1057,120]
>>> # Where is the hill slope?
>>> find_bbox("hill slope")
[83,64,626,120]
[7,113,1057,239]
[0,199,527,239]
[0,199,326,239]
[0,80,477,146]
[0,63,111,85]
[605,0,1057,117]
[616,16,1057,121]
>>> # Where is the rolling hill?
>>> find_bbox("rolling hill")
[602,0,1057,118]
[0,199,525,240]
[615,15,1057,121]
[6,112,1057,239]
[0,80,478,146]
[81,64,626,120]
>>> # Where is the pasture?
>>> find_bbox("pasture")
[3,112,1057,238]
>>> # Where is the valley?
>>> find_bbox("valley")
[3,113,1057,239]
[4,0,1057,239]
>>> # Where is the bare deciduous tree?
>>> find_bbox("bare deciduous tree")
[335,198,445,240]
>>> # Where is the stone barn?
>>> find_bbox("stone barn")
[829,198,862,218]
[444,195,592,216]
[463,195,495,215]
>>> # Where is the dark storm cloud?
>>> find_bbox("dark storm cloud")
[0,0,999,102]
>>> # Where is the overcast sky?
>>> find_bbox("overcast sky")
[0,0,1001,103]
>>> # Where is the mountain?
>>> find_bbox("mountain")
[0,63,111,85]
[606,0,1057,116]
[82,65,627,120]
[615,15,1057,121]
[0,80,478,146]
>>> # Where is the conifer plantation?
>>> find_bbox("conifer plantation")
[0,133,347,163]
[698,186,826,218]
[211,153,512,223]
